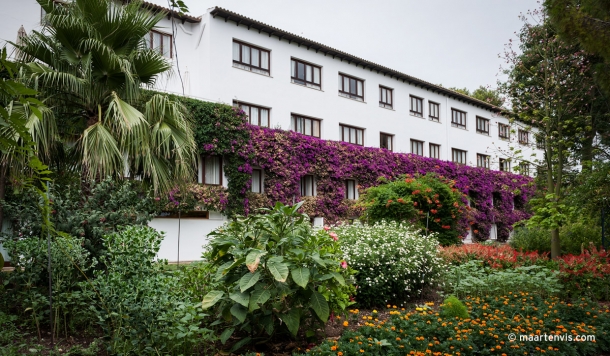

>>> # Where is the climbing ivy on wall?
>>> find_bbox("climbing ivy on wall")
[155,95,534,241]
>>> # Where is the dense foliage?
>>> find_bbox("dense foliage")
[88,226,213,355]
[202,203,355,352]
[1,178,157,259]
[246,127,534,240]
[359,173,468,245]
[510,222,602,255]
[334,221,444,308]
[440,244,610,301]
[301,295,610,356]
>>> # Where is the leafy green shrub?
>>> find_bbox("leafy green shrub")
[359,173,468,245]
[88,226,213,355]
[1,178,157,260]
[0,311,18,345]
[2,236,96,337]
[511,220,602,255]
[440,295,469,319]
[334,221,445,308]
[444,260,561,299]
[202,202,355,352]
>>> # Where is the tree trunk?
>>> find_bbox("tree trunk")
[0,163,6,232]
[551,228,561,259]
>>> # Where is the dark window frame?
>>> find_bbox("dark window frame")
[451,108,467,129]
[251,169,263,193]
[203,155,223,186]
[291,114,321,138]
[519,162,530,176]
[410,139,424,156]
[518,129,529,144]
[535,133,545,150]
[410,95,423,117]
[340,124,364,146]
[476,116,490,135]
[338,73,364,101]
[498,123,510,139]
[499,158,510,172]
[291,58,321,89]
[380,132,394,151]
[147,30,173,58]
[232,40,270,75]
[345,179,357,200]
[429,101,440,122]
[233,101,270,127]
[300,175,316,196]
[429,143,440,159]
[379,86,393,109]
[452,148,467,164]
[477,153,490,169]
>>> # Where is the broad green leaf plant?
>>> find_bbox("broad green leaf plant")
[202,202,355,351]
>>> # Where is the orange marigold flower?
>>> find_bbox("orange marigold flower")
[343,321,349,327]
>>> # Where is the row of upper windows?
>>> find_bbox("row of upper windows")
[231,40,535,143]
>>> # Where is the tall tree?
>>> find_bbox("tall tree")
[448,86,505,107]
[14,0,196,194]
[500,9,596,258]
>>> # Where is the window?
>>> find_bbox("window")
[146,30,172,58]
[498,123,510,139]
[499,158,510,172]
[429,143,440,159]
[291,58,321,89]
[234,102,270,127]
[204,156,222,185]
[300,175,316,196]
[452,148,467,164]
[410,95,423,117]
[379,86,393,109]
[518,129,529,144]
[380,133,393,151]
[340,124,364,146]
[519,162,530,176]
[291,114,321,138]
[345,179,357,200]
[451,109,467,129]
[492,192,502,207]
[429,101,440,122]
[251,169,263,193]
[476,116,490,135]
[411,139,424,156]
[338,73,364,101]
[232,40,270,75]
[535,133,545,150]
[477,154,490,169]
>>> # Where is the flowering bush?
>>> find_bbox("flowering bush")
[202,203,355,352]
[301,295,610,356]
[440,244,610,301]
[154,183,228,212]
[333,221,444,308]
[359,173,469,245]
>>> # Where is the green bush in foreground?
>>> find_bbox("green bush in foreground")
[440,295,469,319]
[202,202,355,352]
[302,294,610,356]
[335,221,444,308]
[443,260,561,299]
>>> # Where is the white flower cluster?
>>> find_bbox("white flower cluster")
[335,221,446,305]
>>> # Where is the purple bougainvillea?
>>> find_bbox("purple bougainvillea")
[244,127,534,241]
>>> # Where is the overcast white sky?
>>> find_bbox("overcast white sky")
[150,0,540,92]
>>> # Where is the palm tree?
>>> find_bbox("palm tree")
[14,0,196,194]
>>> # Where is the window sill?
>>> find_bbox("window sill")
[338,93,365,103]
[232,64,272,78]
[451,125,468,131]
[476,132,491,137]
[429,118,441,123]
[291,81,323,91]
[410,113,424,119]
[379,104,394,110]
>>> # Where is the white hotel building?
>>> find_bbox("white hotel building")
[1,1,542,262]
